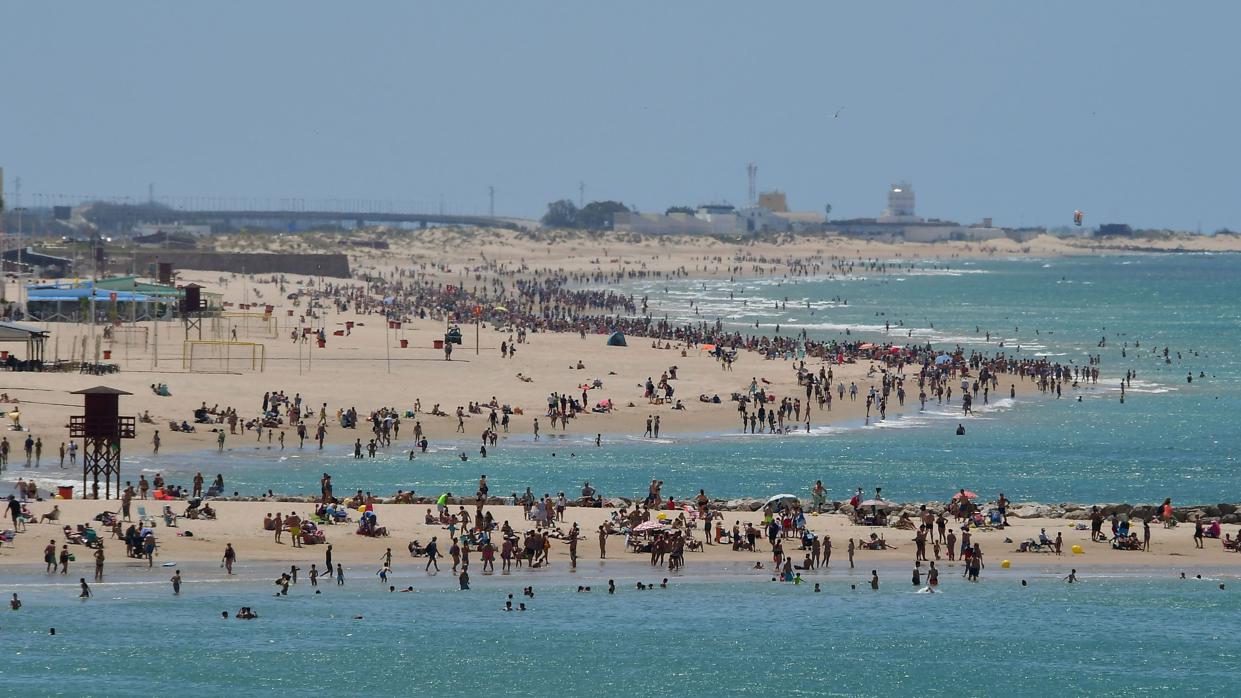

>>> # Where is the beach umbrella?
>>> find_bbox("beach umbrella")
[858,499,895,510]
[634,520,667,532]
[764,494,799,510]
[953,490,979,500]
[858,343,877,350]
[493,306,508,313]
[935,354,953,365]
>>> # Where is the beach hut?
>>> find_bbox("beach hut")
[606,331,627,347]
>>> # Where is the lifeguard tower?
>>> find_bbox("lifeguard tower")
[181,283,207,339]
[69,386,136,499]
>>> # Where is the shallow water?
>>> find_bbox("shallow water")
[4,568,1239,696]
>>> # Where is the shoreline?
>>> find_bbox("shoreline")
[2,500,1236,572]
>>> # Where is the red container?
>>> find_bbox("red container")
[400,339,409,348]
[433,339,444,349]
[58,486,74,499]
[317,339,326,348]
[102,350,112,360]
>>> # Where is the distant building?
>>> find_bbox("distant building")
[757,191,789,212]
[878,182,918,223]
[831,182,1004,242]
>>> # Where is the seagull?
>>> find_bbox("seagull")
[833,106,844,118]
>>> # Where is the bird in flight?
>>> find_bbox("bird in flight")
[833,106,844,118]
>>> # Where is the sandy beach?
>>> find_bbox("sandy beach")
[1,231,1236,582]
[1,230,1081,457]
[4,498,1237,576]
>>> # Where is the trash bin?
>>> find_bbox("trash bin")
[317,339,326,348]
[433,339,444,349]
[58,486,74,499]
[102,350,112,360]
[400,339,409,348]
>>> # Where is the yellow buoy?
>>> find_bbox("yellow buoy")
[1001,559,1011,569]
[1071,544,1084,554]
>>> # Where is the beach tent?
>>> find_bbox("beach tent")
[606,331,627,347]
[934,354,953,365]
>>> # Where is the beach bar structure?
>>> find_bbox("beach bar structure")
[24,277,178,322]
[69,386,135,499]
[0,321,49,368]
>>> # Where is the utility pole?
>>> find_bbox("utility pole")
[579,181,585,208]
[14,207,26,310]
[148,183,155,204]
[488,186,495,217]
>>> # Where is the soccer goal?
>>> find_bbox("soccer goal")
[182,340,266,372]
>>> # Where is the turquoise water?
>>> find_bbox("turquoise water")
[4,566,1239,696]
[6,254,1241,694]
[101,254,1240,505]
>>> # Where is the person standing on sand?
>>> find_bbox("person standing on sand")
[847,539,855,568]
[193,472,204,498]
[222,543,236,574]
[532,419,540,440]
[152,431,160,454]
[217,431,225,452]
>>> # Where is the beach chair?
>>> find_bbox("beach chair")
[137,506,156,528]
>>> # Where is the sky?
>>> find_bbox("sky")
[2,1,1239,230]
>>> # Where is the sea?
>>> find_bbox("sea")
[5,253,1240,695]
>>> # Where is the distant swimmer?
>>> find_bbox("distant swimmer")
[955,424,966,436]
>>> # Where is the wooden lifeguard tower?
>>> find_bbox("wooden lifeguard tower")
[69,386,136,500]
[181,282,207,339]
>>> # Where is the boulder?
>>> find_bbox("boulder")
[1011,504,1051,519]
[1218,503,1238,516]
[1062,509,1092,520]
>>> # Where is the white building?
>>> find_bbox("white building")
[878,182,918,223]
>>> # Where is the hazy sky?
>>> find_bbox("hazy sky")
[3,1,1239,230]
